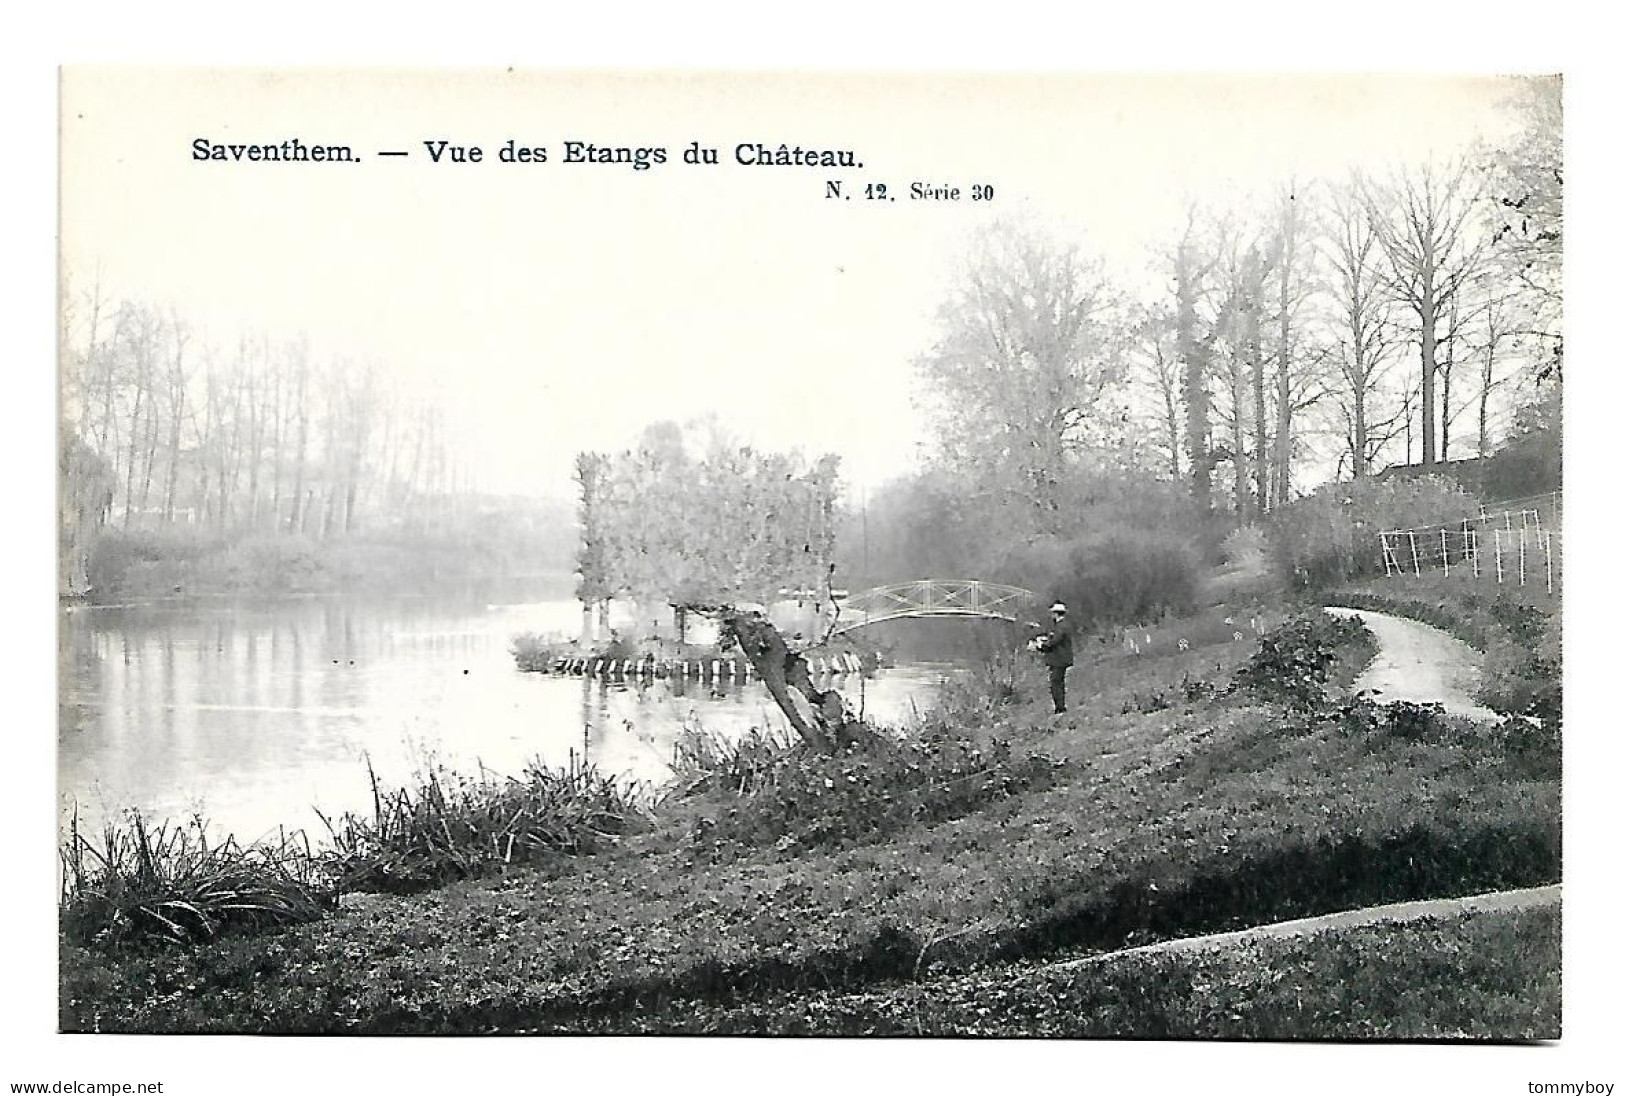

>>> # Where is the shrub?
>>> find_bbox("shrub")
[219,535,324,592]
[510,632,557,673]
[682,722,1061,855]
[947,644,1026,709]
[1219,524,1272,572]
[85,526,223,596]
[319,757,652,894]
[1273,476,1482,588]
[60,809,334,948]
[1329,695,1461,743]
[1494,715,1561,781]
[668,723,800,798]
[1234,613,1373,710]
[1006,529,1202,629]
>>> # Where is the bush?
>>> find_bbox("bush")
[60,809,334,948]
[1007,529,1202,628]
[1219,524,1271,572]
[1330,696,1459,743]
[85,526,223,595]
[219,535,325,592]
[1273,476,1482,588]
[668,723,801,798]
[1234,613,1374,710]
[510,633,558,673]
[1493,715,1561,780]
[680,722,1061,855]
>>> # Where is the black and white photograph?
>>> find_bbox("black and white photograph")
[29,45,1601,1087]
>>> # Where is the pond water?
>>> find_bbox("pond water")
[57,593,953,843]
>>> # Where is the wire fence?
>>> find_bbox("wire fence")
[1377,493,1562,594]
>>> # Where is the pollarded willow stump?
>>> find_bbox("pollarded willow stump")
[700,606,868,752]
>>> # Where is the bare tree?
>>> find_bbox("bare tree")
[1324,179,1399,478]
[1129,305,1183,480]
[160,312,192,522]
[1264,181,1333,505]
[1486,76,1562,378]
[1172,207,1221,512]
[1363,157,1488,466]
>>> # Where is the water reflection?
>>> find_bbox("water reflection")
[58,596,949,843]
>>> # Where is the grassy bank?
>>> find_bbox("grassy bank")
[541,901,1561,1038]
[59,610,1560,1035]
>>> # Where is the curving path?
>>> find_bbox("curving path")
[1322,605,1499,722]
[1045,884,1560,972]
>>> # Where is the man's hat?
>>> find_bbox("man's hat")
[1050,602,1067,614]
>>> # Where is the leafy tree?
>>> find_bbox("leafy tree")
[576,423,841,613]
[916,220,1135,536]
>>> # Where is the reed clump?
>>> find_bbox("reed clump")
[59,808,334,948]
[318,756,654,894]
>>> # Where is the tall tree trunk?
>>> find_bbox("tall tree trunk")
[1440,299,1456,461]
[1229,358,1247,518]
[1242,261,1269,513]
[1273,199,1297,506]
[1159,354,1182,480]
[1177,240,1211,512]
[137,393,160,520]
[1274,306,1292,506]
[1419,282,1437,465]
[162,368,184,523]
[1352,378,1369,479]
[122,387,144,526]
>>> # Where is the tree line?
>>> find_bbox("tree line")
[60,293,471,539]
[872,78,1562,588]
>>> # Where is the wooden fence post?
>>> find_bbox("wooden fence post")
[1441,528,1450,577]
[1519,527,1527,586]
[1409,531,1422,576]
[1494,529,1504,584]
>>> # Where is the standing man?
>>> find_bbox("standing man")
[1036,601,1075,714]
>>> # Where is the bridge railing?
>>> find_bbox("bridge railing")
[831,579,1037,633]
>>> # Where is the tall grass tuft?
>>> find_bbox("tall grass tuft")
[668,723,800,798]
[318,756,653,894]
[59,808,334,948]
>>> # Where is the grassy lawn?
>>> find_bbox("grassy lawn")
[59,609,1560,1036]
[561,901,1561,1039]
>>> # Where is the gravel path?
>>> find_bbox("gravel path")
[1323,605,1500,721]
[1045,885,1561,971]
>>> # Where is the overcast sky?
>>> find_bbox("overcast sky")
[61,69,1524,500]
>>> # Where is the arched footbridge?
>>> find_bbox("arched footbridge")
[830,579,1037,635]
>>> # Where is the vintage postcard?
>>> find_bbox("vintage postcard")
[56,67,1563,1052]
